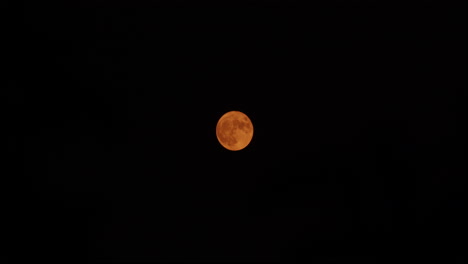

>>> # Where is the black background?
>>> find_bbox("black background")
[7,1,466,263]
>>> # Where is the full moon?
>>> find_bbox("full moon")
[216,111,254,151]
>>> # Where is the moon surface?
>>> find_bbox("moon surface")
[216,111,254,151]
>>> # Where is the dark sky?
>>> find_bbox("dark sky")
[7,1,465,263]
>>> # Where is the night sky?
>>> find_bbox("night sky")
[8,1,465,263]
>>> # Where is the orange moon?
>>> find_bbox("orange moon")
[216,111,254,151]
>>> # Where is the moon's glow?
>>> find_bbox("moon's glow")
[216,111,254,151]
